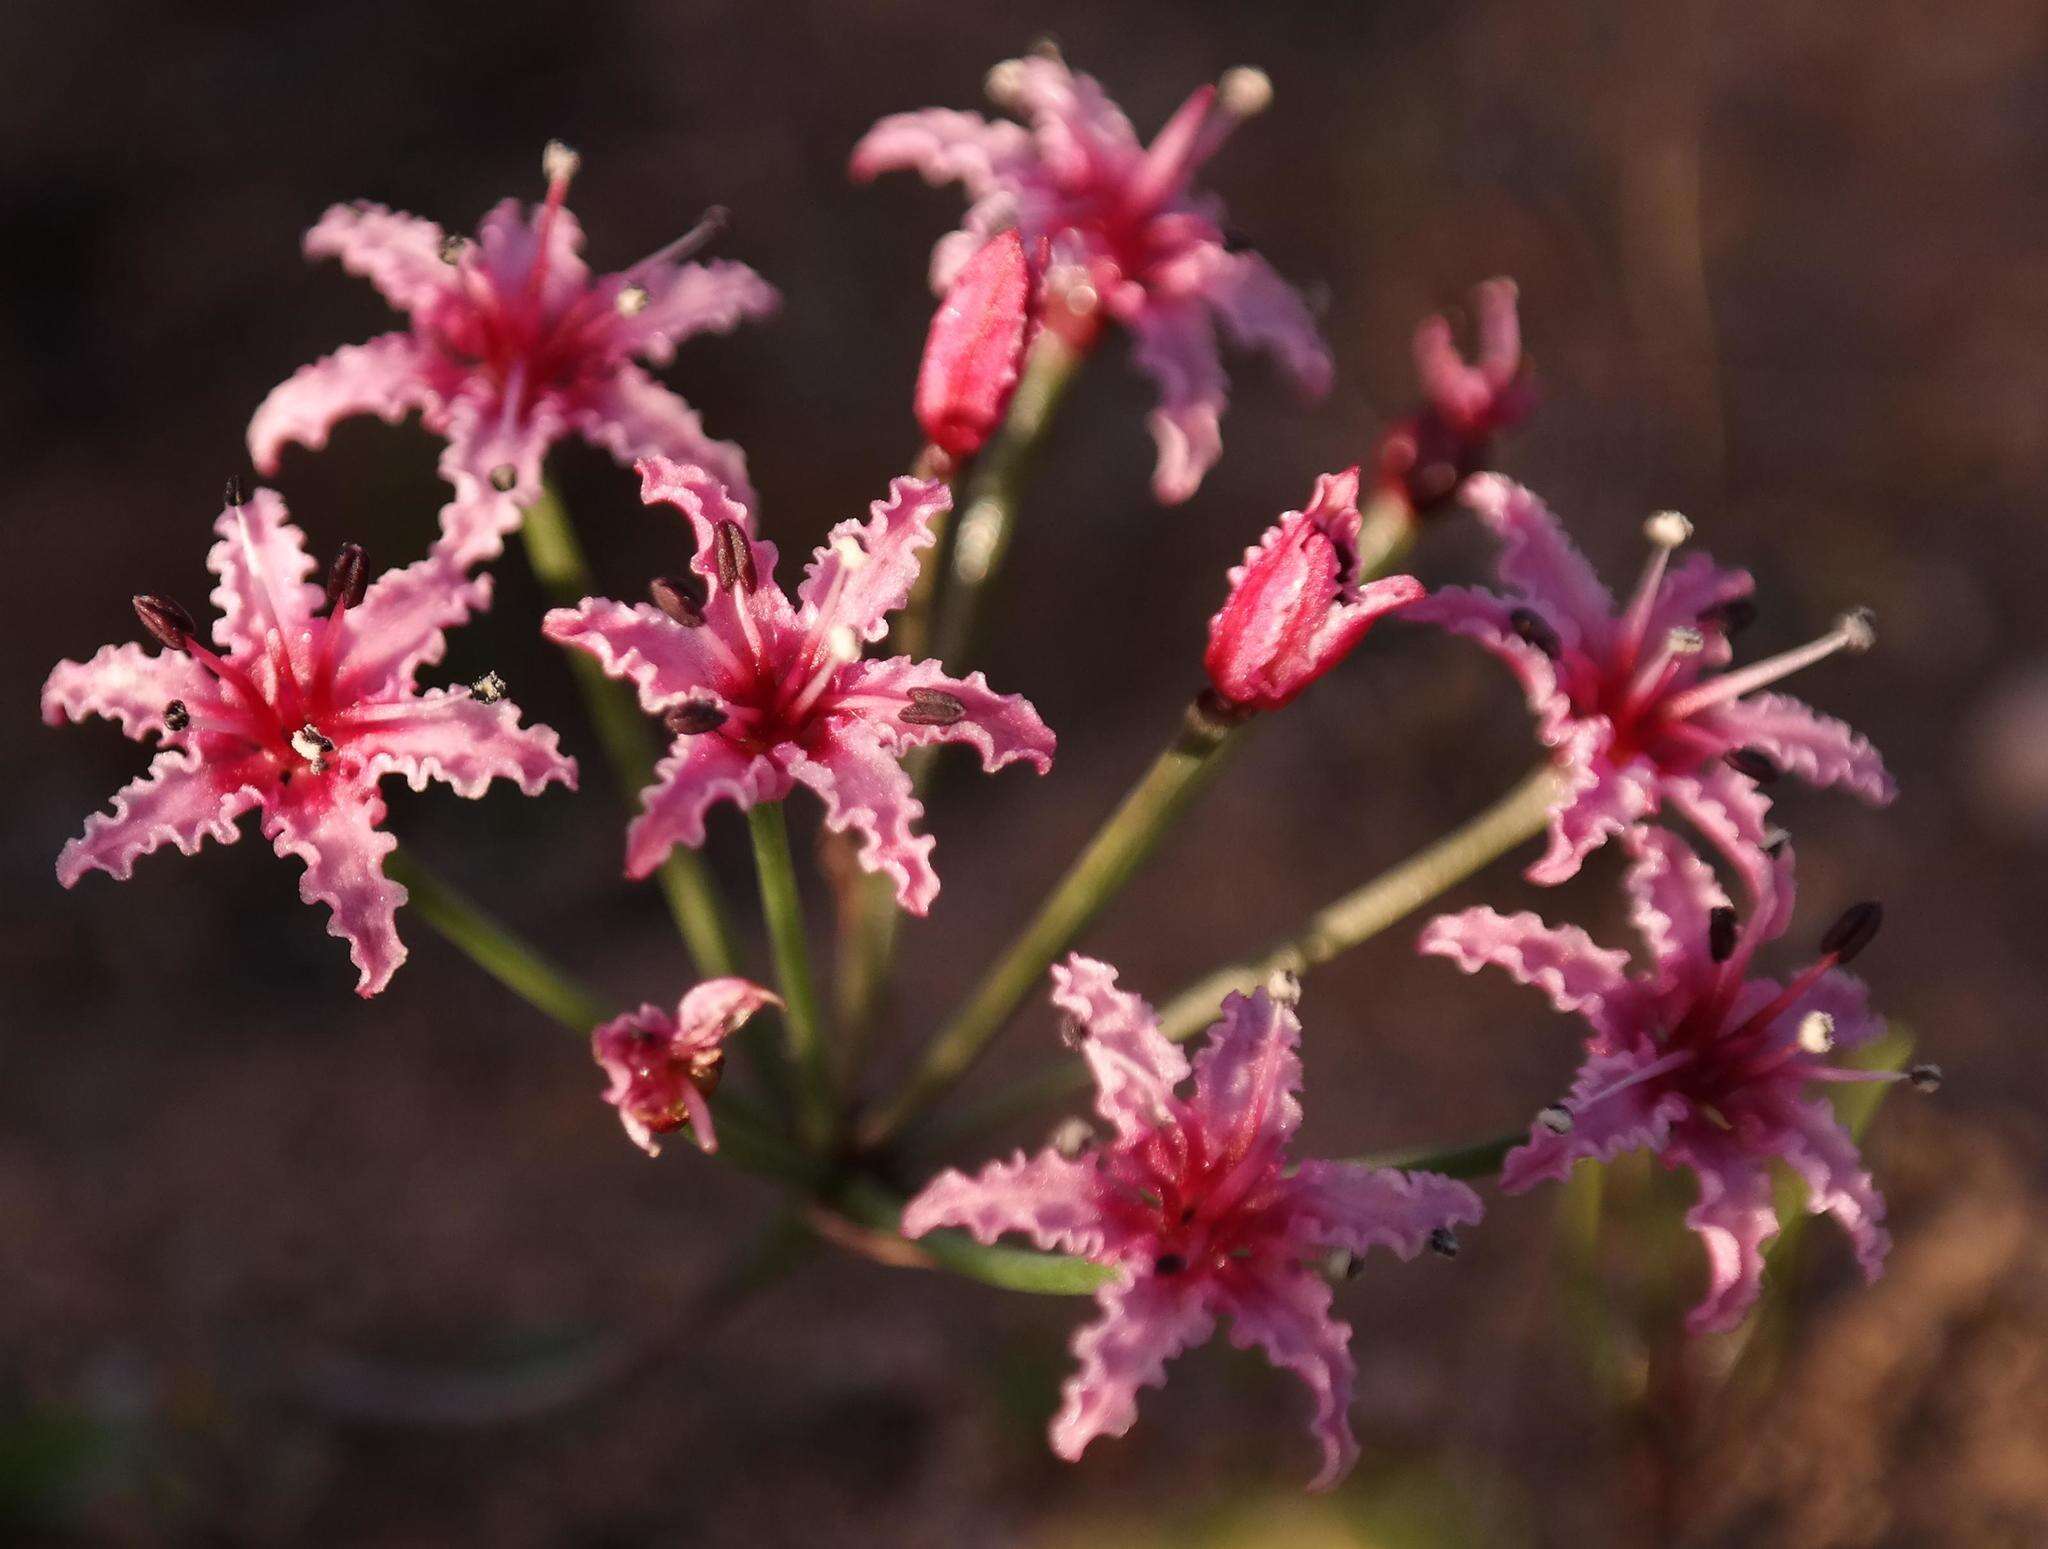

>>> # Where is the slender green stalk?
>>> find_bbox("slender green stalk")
[747,803,833,1149]
[923,761,1558,1147]
[521,484,738,979]
[1354,1130,1524,1180]
[386,844,808,1183]
[861,698,1252,1148]
[831,1178,1110,1295]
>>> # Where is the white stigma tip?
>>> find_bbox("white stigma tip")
[1797,1010,1836,1055]
[1219,66,1273,118]
[1666,625,1705,655]
[1538,1103,1574,1135]
[1264,968,1302,1006]
[542,140,581,185]
[1644,509,1693,549]
[1049,1117,1094,1157]
[826,623,861,663]
[985,60,1026,107]
[1837,607,1877,653]
[616,285,650,317]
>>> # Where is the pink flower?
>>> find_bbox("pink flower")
[852,53,1332,504]
[1420,828,1907,1334]
[1203,467,1427,712]
[915,226,1034,460]
[592,978,779,1155]
[903,955,1482,1490]
[1411,476,1895,886]
[249,143,779,567]
[43,487,576,995]
[543,458,1054,913]
[1375,278,1534,516]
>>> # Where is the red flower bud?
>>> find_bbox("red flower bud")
[1204,469,1426,712]
[915,229,1031,459]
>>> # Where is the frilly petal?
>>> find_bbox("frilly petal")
[56,751,261,887]
[1665,1129,1778,1334]
[1404,584,1578,744]
[833,656,1055,772]
[543,598,748,714]
[433,388,564,568]
[901,1148,1107,1257]
[1500,1045,1692,1192]
[1187,987,1303,1158]
[471,197,591,316]
[1460,475,1617,646]
[1621,826,1731,994]
[634,456,787,627]
[1050,1273,1215,1464]
[1214,1268,1359,1492]
[1530,737,1658,885]
[798,477,949,645]
[1697,690,1897,806]
[357,691,577,800]
[1418,906,1635,1023]
[207,490,323,658]
[1762,1093,1890,1285]
[42,643,211,741]
[623,734,786,879]
[262,784,408,997]
[848,107,1034,198]
[571,366,757,511]
[333,555,492,702]
[785,726,938,914]
[248,332,441,474]
[1128,301,1227,504]
[615,258,780,368]
[303,202,457,319]
[1051,955,1190,1141]
[1206,251,1334,400]
[1286,1163,1484,1261]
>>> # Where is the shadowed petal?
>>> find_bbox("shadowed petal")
[358,692,576,799]
[262,784,407,997]
[57,751,261,887]
[42,643,211,741]
[1763,1093,1890,1284]
[624,734,786,879]
[1622,826,1731,993]
[785,726,938,914]
[334,556,492,702]
[901,1148,1107,1257]
[1129,301,1227,504]
[1419,907,1634,1022]
[1215,1268,1359,1492]
[572,367,756,510]
[1500,1046,1693,1192]
[248,333,441,474]
[834,657,1055,771]
[1403,585,1578,742]
[1207,251,1333,399]
[1698,690,1897,806]
[1051,955,1190,1140]
[1667,1129,1778,1334]
[1647,552,1754,670]
[1050,1274,1216,1464]
[617,258,780,368]
[1188,988,1303,1157]
[544,599,748,714]
[304,202,457,318]
[798,478,949,645]
[1531,737,1658,885]
[1461,475,1616,644]
[1286,1163,1484,1261]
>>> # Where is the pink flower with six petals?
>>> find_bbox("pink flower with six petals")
[592,978,780,1155]
[1204,467,1426,712]
[853,53,1332,503]
[543,458,1054,913]
[44,489,576,994]
[1411,475,1895,886]
[1420,828,1903,1333]
[250,144,778,567]
[903,955,1482,1489]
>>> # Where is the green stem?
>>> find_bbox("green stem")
[1353,1130,1524,1180]
[832,1178,1110,1295]
[924,761,1558,1147]
[861,697,1252,1149]
[521,483,738,979]
[747,803,833,1149]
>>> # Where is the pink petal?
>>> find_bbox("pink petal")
[1761,1093,1890,1284]
[1500,1045,1693,1192]
[675,977,782,1057]
[834,657,1056,772]
[901,1147,1107,1257]
[848,108,1033,198]
[42,643,210,741]
[471,197,592,316]
[615,258,780,368]
[1128,301,1227,504]
[1663,763,1789,932]
[785,726,938,914]
[543,599,749,715]
[1007,56,1143,184]
[1697,690,1897,806]
[1779,968,1886,1054]
[1214,1267,1359,1491]
[1418,907,1634,1022]
[332,556,492,702]
[624,734,786,879]
[1460,476,1617,646]
[1531,735,1658,885]
[56,751,261,887]
[358,691,577,799]
[1286,1162,1485,1261]
[635,457,787,625]
[570,365,757,511]
[797,477,949,645]
[1404,585,1578,744]
[248,332,441,475]
[206,490,323,659]
[433,386,566,567]
[1664,1128,1778,1334]
[1050,1273,1216,1464]
[1621,826,1731,994]
[1187,987,1304,1158]
[261,784,408,997]
[1206,251,1334,400]
[1050,955,1191,1141]
[1647,552,1754,671]
[1413,315,1495,428]
[304,202,457,319]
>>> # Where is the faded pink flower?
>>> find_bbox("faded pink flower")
[250,143,778,567]
[1376,278,1534,516]
[916,226,1034,460]
[853,53,1332,504]
[903,955,1482,1490]
[1420,827,1909,1334]
[43,487,575,995]
[1412,476,1895,886]
[592,978,779,1155]
[543,458,1054,913]
[1204,467,1426,712]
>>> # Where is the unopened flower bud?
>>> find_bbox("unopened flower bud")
[915,228,1031,459]
[133,594,196,651]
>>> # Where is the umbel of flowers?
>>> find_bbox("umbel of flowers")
[42,47,1926,1501]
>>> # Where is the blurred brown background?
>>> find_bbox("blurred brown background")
[6,0,2046,1543]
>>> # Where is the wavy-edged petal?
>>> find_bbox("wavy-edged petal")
[848,107,1033,198]
[303,202,457,319]
[901,1148,1107,1257]
[471,197,592,316]
[1460,475,1616,645]
[1128,300,1227,504]
[333,556,491,702]
[56,751,261,887]
[798,478,948,645]
[1050,1273,1215,1464]
[635,456,786,627]
[357,691,576,799]
[1418,906,1634,1023]
[1500,1045,1693,1192]
[207,490,323,657]
[262,784,407,997]
[248,332,441,474]
[1664,762,1788,931]
[571,366,757,511]
[1051,955,1191,1140]
[42,643,211,741]
[1698,690,1897,806]
[433,387,563,567]
[1206,251,1333,400]
[785,725,937,914]
[1286,1163,1484,1261]
[1403,584,1577,744]
[1666,1128,1778,1334]
[1530,738,1658,885]
[624,734,785,879]
[1762,1093,1890,1284]
[1187,988,1303,1159]
[833,656,1055,771]
[1215,1267,1358,1492]
[616,258,780,368]
[1622,826,1732,993]
[543,598,748,714]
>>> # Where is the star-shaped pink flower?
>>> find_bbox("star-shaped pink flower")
[1420,828,1908,1334]
[592,978,780,1155]
[853,53,1332,504]
[543,458,1055,914]
[903,955,1482,1490]
[1411,475,1895,887]
[250,143,779,567]
[43,488,576,995]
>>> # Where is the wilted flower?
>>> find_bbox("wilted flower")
[544,458,1054,913]
[43,488,575,994]
[1412,476,1894,886]
[903,956,1482,1489]
[592,978,780,1154]
[1376,277,1533,516]
[1421,828,1899,1333]
[250,144,778,566]
[853,51,1332,503]
[1204,467,1426,711]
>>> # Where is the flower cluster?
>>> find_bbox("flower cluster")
[43,46,1920,1505]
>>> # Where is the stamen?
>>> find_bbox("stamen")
[1644,509,1693,549]
[541,139,581,188]
[664,701,729,736]
[324,543,368,613]
[648,575,706,628]
[163,700,190,731]
[713,521,756,592]
[1509,606,1562,660]
[1152,1253,1187,1276]
[1049,1117,1094,1157]
[224,475,248,510]
[1724,746,1780,785]
[1659,609,1880,722]
[628,206,730,275]
[133,594,197,651]
[1264,968,1302,1006]
[1796,1010,1836,1054]
[1217,66,1273,118]
[1428,1226,1460,1259]
[1537,1103,1574,1135]
[832,533,868,569]
[1615,510,1692,668]
[1907,1063,1943,1093]
[1325,1249,1364,1280]
[1819,901,1882,964]
[1763,828,1792,859]
[439,234,470,266]
[1838,607,1877,653]
[1708,906,1738,963]
[985,58,1027,108]
[826,624,860,663]
[489,465,518,493]
[469,671,508,703]
[290,723,335,771]
[899,687,966,726]
[616,286,649,317]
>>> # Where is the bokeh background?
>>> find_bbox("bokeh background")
[6,1,2046,1543]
